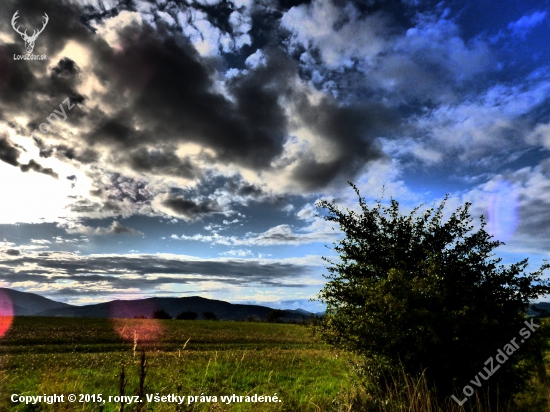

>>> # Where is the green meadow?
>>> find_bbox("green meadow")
[0,317,350,411]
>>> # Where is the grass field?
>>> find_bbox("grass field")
[0,317,350,412]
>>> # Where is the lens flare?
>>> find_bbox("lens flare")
[110,300,163,344]
[0,290,14,338]
[486,180,518,242]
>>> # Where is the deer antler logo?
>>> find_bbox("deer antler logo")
[11,11,49,54]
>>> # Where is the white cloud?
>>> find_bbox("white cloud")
[282,4,493,104]
[177,7,251,57]
[245,49,266,68]
[395,12,492,81]
[52,236,88,244]
[93,11,144,50]
[382,137,443,165]
[282,0,393,68]
[31,239,51,245]
[0,251,324,305]
[526,123,550,150]
[172,219,339,246]
[437,161,550,256]
[296,203,317,221]
[194,0,222,6]
[508,11,547,38]
[179,9,225,56]
[220,249,254,257]
[412,79,550,162]
[61,221,143,236]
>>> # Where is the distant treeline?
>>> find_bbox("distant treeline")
[145,308,318,323]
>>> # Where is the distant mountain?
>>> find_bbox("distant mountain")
[35,296,310,321]
[0,288,71,316]
[0,289,312,320]
[529,302,550,317]
[3,288,544,321]
[293,308,325,317]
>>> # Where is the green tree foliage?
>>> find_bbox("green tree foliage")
[176,311,198,320]
[316,183,550,404]
[267,309,287,323]
[152,309,171,319]
[202,311,217,321]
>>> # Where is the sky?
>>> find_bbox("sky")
[0,0,550,311]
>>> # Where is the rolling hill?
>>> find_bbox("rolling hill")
[0,287,71,316]
[0,288,313,321]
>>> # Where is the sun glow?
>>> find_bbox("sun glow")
[0,161,73,224]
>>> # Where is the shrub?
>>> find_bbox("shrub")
[176,311,198,320]
[316,183,550,406]
[266,309,286,323]
[152,309,171,319]
[202,311,217,321]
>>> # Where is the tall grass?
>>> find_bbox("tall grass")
[0,317,348,411]
[1,317,549,411]
[332,362,550,412]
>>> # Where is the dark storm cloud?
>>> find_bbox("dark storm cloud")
[109,221,143,235]
[0,46,12,92]
[292,96,396,190]
[84,24,292,170]
[2,0,402,199]
[38,140,98,163]
[191,0,235,34]
[0,135,20,167]
[6,0,101,57]
[0,134,59,178]
[84,19,390,189]
[2,0,93,109]
[219,177,292,208]
[126,147,199,179]
[224,179,265,199]
[0,253,311,288]
[105,174,152,204]
[105,221,143,235]
[52,57,79,77]
[50,58,81,97]
[76,4,387,189]
[161,196,222,220]
[488,162,550,253]
[19,159,59,178]
[62,220,143,236]
[0,2,86,180]
[82,174,152,209]
[33,136,53,158]
[64,174,153,217]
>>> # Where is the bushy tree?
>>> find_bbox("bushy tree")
[176,311,198,320]
[316,183,550,404]
[202,311,217,321]
[267,309,286,323]
[152,309,171,319]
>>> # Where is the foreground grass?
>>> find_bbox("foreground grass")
[1,317,549,411]
[0,317,348,411]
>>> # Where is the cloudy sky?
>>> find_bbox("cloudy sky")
[0,0,549,310]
